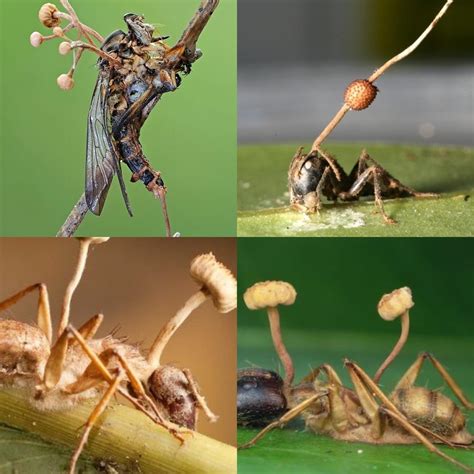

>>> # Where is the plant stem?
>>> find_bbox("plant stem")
[0,388,236,474]
[56,193,88,237]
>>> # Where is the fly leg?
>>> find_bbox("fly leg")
[345,359,473,473]
[0,283,52,343]
[182,368,218,423]
[239,391,328,449]
[394,352,474,409]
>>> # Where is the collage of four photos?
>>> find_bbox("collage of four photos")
[0,0,473,473]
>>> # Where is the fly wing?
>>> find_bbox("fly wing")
[85,71,132,216]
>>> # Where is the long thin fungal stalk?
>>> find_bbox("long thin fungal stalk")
[374,311,410,383]
[57,239,99,337]
[267,307,294,386]
[309,0,454,153]
[147,290,209,368]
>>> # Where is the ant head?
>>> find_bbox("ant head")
[147,365,197,429]
[290,151,324,199]
[237,368,288,427]
[124,13,154,45]
[0,320,50,385]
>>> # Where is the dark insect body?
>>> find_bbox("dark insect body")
[86,2,218,235]
[288,147,437,224]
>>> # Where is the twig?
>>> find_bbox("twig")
[56,193,89,237]
[309,0,454,152]
[0,388,236,473]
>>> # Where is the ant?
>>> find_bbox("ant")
[238,282,473,472]
[0,237,236,473]
[288,147,437,224]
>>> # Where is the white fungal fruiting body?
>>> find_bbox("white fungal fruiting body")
[190,253,237,313]
[378,287,414,321]
[244,281,297,310]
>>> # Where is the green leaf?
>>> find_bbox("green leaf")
[237,143,474,236]
[0,424,98,473]
[238,329,474,474]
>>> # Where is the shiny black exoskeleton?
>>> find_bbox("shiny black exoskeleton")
[237,368,288,427]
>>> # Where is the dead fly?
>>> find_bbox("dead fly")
[31,1,219,236]
[237,282,473,472]
[289,147,437,225]
[0,238,237,473]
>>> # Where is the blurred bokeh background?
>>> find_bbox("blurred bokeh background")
[0,0,236,236]
[0,237,237,445]
[238,0,474,146]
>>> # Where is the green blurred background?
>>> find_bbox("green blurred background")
[238,238,474,472]
[0,0,236,236]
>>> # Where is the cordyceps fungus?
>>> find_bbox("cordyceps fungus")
[147,253,237,369]
[374,286,414,383]
[243,281,297,386]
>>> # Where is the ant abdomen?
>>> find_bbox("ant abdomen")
[392,386,465,436]
[148,365,197,429]
[237,368,288,427]
[0,320,49,384]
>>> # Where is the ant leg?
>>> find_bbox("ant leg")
[345,360,473,472]
[395,352,474,409]
[69,371,123,474]
[381,407,473,473]
[345,166,397,224]
[239,391,328,449]
[299,364,350,432]
[300,364,343,385]
[38,315,105,394]
[66,326,187,441]
[182,368,218,423]
[0,283,52,343]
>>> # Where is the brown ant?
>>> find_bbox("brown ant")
[0,238,236,473]
[289,147,437,225]
[237,282,473,472]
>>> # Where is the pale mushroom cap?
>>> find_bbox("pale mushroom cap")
[190,253,237,313]
[378,287,414,321]
[244,281,296,310]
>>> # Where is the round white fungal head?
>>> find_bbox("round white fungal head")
[190,253,237,313]
[244,281,296,310]
[378,287,414,321]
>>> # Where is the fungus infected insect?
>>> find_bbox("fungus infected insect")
[287,0,453,224]
[0,238,237,473]
[31,0,220,237]
[237,283,473,472]
[289,147,437,225]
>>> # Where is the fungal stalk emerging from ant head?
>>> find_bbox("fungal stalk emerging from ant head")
[243,281,297,386]
[238,283,473,473]
[0,239,237,473]
[288,0,453,224]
